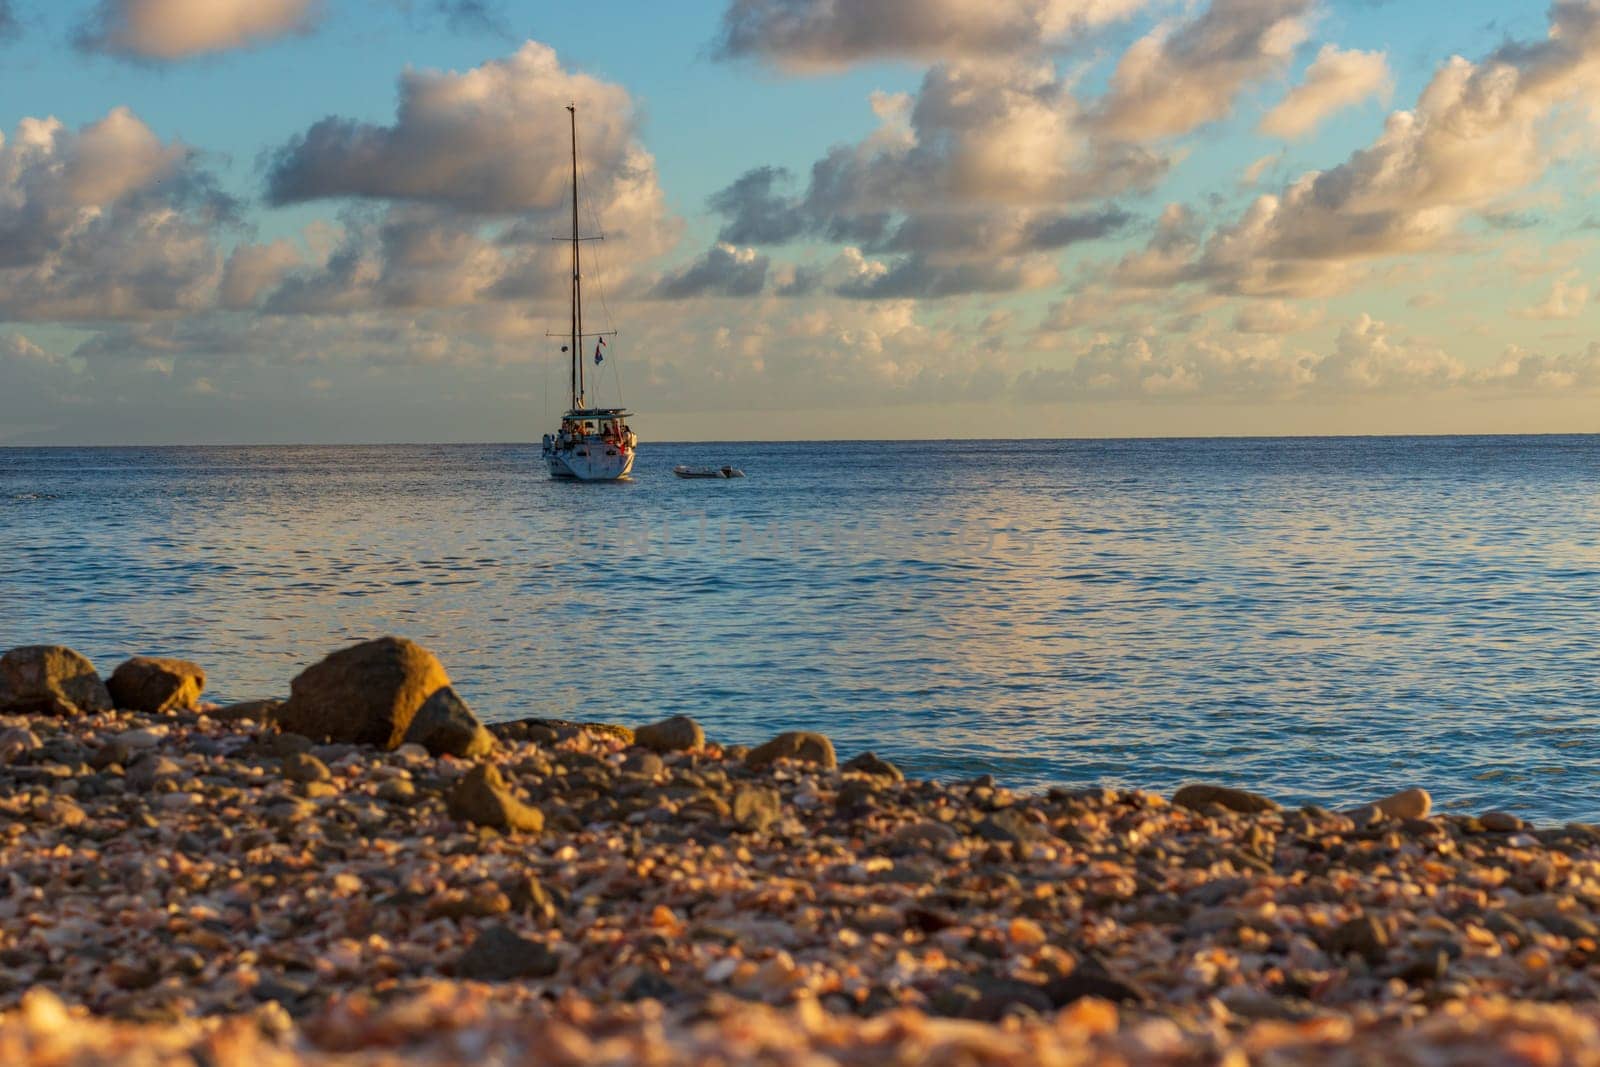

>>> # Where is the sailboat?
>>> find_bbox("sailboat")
[541,104,637,481]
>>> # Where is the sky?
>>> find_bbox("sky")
[1,0,1599,444]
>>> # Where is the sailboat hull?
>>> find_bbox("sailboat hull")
[544,442,634,481]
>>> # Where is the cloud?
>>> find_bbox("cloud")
[651,243,770,299]
[260,43,678,316]
[428,1,510,36]
[1015,332,1320,399]
[1121,1,1600,298]
[1513,274,1591,320]
[1018,313,1475,401]
[1232,299,1322,333]
[1321,313,1461,390]
[1260,45,1391,138]
[220,240,304,310]
[76,0,319,61]
[833,248,1058,299]
[0,334,82,426]
[0,107,232,321]
[1095,0,1315,141]
[267,41,669,236]
[705,62,1161,295]
[1240,153,1279,185]
[1478,342,1600,390]
[712,0,1149,70]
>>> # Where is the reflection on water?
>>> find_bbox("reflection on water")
[2,437,1598,820]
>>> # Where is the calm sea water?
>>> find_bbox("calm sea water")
[2,437,1597,821]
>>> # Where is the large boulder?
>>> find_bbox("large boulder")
[0,646,113,716]
[275,637,491,757]
[107,656,206,714]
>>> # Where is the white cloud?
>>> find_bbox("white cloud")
[76,0,318,61]
[1260,44,1391,139]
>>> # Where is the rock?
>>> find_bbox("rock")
[731,786,781,831]
[455,924,559,982]
[1329,914,1390,963]
[1532,912,1600,940]
[1045,971,1148,1007]
[502,873,558,921]
[447,763,544,834]
[0,646,113,716]
[974,809,1051,844]
[488,717,633,745]
[746,731,837,770]
[401,686,495,758]
[488,718,562,745]
[34,797,87,829]
[125,754,182,792]
[842,751,904,781]
[1172,784,1280,815]
[0,726,41,764]
[1365,787,1431,820]
[106,657,205,714]
[890,820,961,853]
[276,637,487,753]
[1481,811,1524,833]
[634,715,704,753]
[622,750,665,777]
[376,779,416,804]
[282,752,331,784]
[964,976,1056,1021]
[1396,949,1449,984]
[623,969,678,1003]
[211,700,282,724]
[835,779,880,812]
[264,732,314,758]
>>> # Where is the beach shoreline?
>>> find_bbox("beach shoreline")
[3,642,1599,1063]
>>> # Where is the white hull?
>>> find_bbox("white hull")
[544,439,635,481]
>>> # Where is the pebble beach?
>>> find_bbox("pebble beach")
[5,639,1600,1065]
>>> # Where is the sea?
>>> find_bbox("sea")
[2,437,1597,822]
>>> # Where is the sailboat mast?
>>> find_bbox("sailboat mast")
[568,104,584,411]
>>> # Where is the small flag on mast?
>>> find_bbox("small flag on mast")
[594,336,606,365]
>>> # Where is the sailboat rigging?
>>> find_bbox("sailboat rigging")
[541,104,637,481]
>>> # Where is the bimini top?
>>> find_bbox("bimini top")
[564,408,631,418]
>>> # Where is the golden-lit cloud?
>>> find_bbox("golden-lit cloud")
[1094,0,1315,141]
[1260,45,1391,139]
[0,108,229,320]
[1115,1,1600,298]
[76,0,318,60]
[714,0,1149,69]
